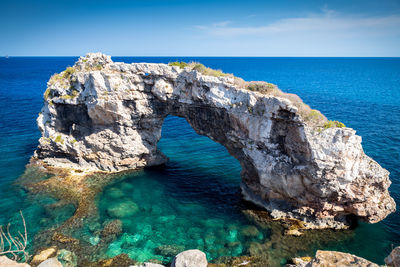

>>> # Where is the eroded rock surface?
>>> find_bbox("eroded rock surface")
[33,53,395,229]
[288,250,379,267]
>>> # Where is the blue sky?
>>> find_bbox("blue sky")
[1,0,400,56]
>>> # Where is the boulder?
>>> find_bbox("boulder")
[31,247,57,265]
[0,256,30,267]
[37,258,62,267]
[289,250,379,267]
[171,249,207,267]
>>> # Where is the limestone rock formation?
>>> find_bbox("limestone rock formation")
[33,53,395,229]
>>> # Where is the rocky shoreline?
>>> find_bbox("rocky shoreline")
[2,246,399,266]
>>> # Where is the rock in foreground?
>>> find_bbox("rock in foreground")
[289,250,378,267]
[171,249,208,267]
[0,256,30,267]
[33,53,395,229]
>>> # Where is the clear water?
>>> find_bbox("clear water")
[99,117,266,262]
[0,57,399,265]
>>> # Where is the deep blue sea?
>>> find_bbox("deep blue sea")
[0,57,399,265]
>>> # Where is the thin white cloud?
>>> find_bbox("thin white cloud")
[196,12,400,38]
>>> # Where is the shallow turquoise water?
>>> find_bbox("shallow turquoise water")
[0,57,399,265]
[97,116,268,263]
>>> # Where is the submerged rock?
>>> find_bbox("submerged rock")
[155,244,185,257]
[101,219,123,238]
[89,236,100,246]
[171,249,208,267]
[107,187,125,199]
[241,225,259,237]
[56,249,77,267]
[82,253,136,267]
[107,201,139,218]
[33,52,395,229]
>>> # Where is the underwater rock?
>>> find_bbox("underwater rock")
[211,254,270,267]
[82,253,136,267]
[155,244,185,257]
[89,236,100,246]
[101,219,123,238]
[171,249,207,267]
[37,258,62,267]
[0,256,30,267]
[107,187,125,199]
[33,52,395,229]
[56,249,77,267]
[241,225,259,237]
[385,246,400,267]
[51,232,80,248]
[106,201,139,218]
[284,229,303,236]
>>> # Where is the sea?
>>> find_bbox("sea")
[0,56,399,265]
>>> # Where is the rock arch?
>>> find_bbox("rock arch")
[34,53,395,229]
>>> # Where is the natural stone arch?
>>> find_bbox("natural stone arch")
[33,53,395,229]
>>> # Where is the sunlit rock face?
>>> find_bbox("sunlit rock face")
[34,53,395,229]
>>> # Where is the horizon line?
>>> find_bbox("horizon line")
[2,55,400,58]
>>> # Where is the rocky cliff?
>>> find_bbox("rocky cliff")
[33,53,395,229]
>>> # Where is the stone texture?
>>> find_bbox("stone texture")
[33,52,396,229]
[0,256,30,267]
[171,249,208,267]
[31,247,57,265]
[37,258,63,267]
[290,250,379,267]
[385,246,400,267]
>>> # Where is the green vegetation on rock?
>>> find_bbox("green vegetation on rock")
[323,120,346,129]
[168,61,188,69]
[246,81,276,93]
[61,89,79,100]
[168,61,230,77]
[44,88,52,100]
[54,135,64,144]
[63,67,76,79]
